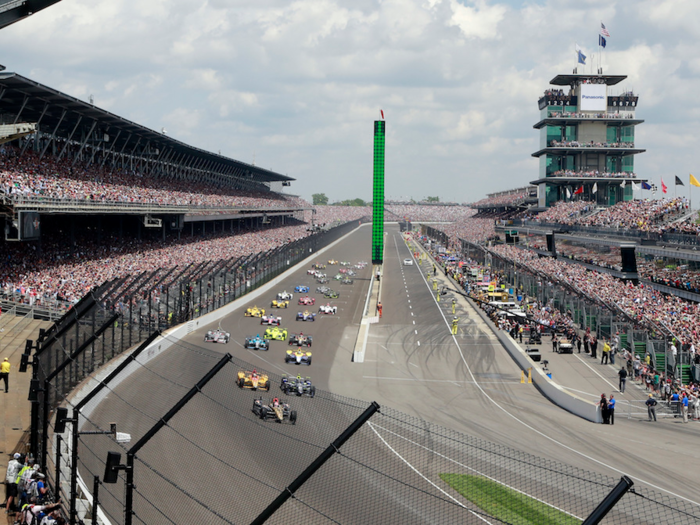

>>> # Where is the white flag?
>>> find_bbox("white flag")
[566,188,571,199]
[620,180,626,188]
[631,181,639,191]
[592,182,598,194]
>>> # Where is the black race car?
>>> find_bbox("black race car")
[280,374,316,397]
[252,397,297,424]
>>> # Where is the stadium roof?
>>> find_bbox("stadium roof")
[0,71,293,183]
[0,0,62,30]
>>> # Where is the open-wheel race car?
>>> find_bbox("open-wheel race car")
[327,259,338,265]
[294,285,310,293]
[317,277,329,284]
[318,304,337,315]
[289,332,313,347]
[264,326,288,341]
[324,290,340,299]
[338,268,348,274]
[307,269,317,276]
[313,263,326,270]
[277,291,293,301]
[281,374,316,397]
[341,277,354,285]
[270,299,289,309]
[314,273,326,279]
[340,261,351,266]
[261,315,282,326]
[333,274,343,281]
[204,329,230,344]
[296,310,316,322]
[252,397,297,424]
[245,305,265,317]
[244,334,270,350]
[285,348,312,365]
[298,296,315,306]
[237,369,270,390]
[316,285,330,294]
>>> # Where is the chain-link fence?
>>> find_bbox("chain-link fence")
[43,335,700,525]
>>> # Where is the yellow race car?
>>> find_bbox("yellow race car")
[237,370,270,390]
[245,305,266,317]
[328,259,338,265]
[271,299,289,309]
[265,326,289,341]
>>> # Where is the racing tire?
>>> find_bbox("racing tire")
[282,384,288,394]
[307,357,312,365]
[264,383,270,391]
[238,377,245,388]
[310,386,316,398]
[290,410,298,425]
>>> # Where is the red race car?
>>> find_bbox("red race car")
[298,296,316,306]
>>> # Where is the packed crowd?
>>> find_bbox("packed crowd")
[549,140,636,149]
[548,111,636,120]
[637,261,700,295]
[529,200,595,224]
[0,224,313,308]
[578,197,688,231]
[471,190,531,208]
[0,146,306,210]
[491,244,700,350]
[385,204,475,222]
[550,169,635,178]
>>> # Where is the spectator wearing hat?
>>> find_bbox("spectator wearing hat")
[599,394,610,424]
[646,394,658,421]
[0,357,10,393]
[3,453,23,513]
[618,367,627,393]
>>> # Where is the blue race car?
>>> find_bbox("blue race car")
[295,285,310,293]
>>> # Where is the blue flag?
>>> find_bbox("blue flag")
[642,181,652,190]
[575,44,586,65]
[599,35,606,48]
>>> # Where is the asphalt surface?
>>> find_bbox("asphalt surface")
[80,224,700,524]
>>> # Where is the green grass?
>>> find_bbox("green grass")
[439,474,581,525]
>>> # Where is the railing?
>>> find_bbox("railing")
[0,193,309,215]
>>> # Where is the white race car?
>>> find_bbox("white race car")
[261,315,282,326]
[318,304,337,315]
[277,291,293,301]
[204,329,230,343]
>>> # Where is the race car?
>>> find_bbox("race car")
[313,263,326,270]
[285,348,312,365]
[314,273,326,279]
[317,277,329,284]
[252,397,297,424]
[244,334,270,350]
[341,277,354,285]
[333,274,343,281]
[328,259,338,265]
[318,304,337,315]
[295,285,310,293]
[261,315,282,326]
[238,369,270,391]
[277,291,293,301]
[346,270,356,276]
[270,299,289,309]
[340,261,351,266]
[289,333,313,347]
[356,261,368,268]
[338,268,348,274]
[280,374,316,397]
[245,305,265,317]
[204,329,230,343]
[265,326,288,341]
[298,296,315,306]
[324,290,340,299]
[296,310,316,322]
[316,286,330,294]
[307,269,317,276]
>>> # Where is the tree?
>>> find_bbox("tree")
[312,193,329,205]
[331,198,367,206]
[425,196,440,203]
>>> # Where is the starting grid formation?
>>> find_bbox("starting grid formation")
[47,333,700,525]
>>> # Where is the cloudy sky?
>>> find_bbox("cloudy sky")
[1,0,699,204]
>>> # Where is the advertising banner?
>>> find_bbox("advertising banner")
[580,84,607,111]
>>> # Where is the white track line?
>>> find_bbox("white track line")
[367,422,493,524]
[413,238,700,507]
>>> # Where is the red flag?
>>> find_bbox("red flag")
[573,185,584,195]
[661,178,668,194]
[380,110,384,120]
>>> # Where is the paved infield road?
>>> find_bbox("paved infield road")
[81,224,700,524]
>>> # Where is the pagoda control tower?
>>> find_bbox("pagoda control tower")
[530,74,647,208]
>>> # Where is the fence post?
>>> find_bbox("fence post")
[582,476,634,525]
